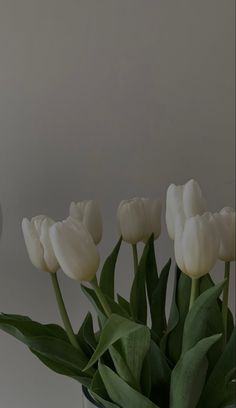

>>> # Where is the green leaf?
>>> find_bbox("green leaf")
[99,363,160,408]
[109,344,140,391]
[0,315,68,344]
[170,334,222,408]
[182,281,225,354]
[81,285,107,327]
[199,328,236,408]
[31,348,91,386]
[130,238,152,324]
[90,371,120,407]
[77,313,97,356]
[117,325,150,387]
[99,237,122,300]
[161,269,191,363]
[145,236,159,307]
[150,259,171,339]
[117,295,131,315]
[148,340,171,406]
[84,314,150,371]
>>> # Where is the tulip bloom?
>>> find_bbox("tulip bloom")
[142,198,162,242]
[22,215,59,273]
[50,217,100,282]
[174,213,219,279]
[117,198,146,244]
[214,207,235,262]
[117,197,162,244]
[166,179,207,240]
[69,200,102,245]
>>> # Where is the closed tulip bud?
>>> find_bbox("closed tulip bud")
[69,200,102,245]
[214,207,235,262]
[174,213,219,278]
[142,198,162,242]
[49,217,100,281]
[22,215,59,273]
[117,198,146,244]
[166,179,207,239]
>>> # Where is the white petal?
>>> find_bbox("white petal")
[22,218,46,271]
[40,217,59,273]
[183,179,207,218]
[166,184,184,240]
[117,198,145,244]
[50,219,100,281]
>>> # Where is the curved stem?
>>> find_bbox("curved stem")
[50,273,81,350]
[222,261,230,345]
[132,244,138,275]
[189,278,200,310]
[90,278,112,317]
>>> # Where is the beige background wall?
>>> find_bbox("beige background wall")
[0,1,235,407]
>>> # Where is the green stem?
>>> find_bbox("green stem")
[50,273,80,350]
[222,261,230,345]
[90,278,112,317]
[132,244,138,275]
[189,278,200,310]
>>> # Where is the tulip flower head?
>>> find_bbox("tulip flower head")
[117,197,161,244]
[50,217,100,282]
[214,207,235,262]
[142,198,162,242]
[69,200,102,245]
[22,215,59,273]
[166,179,207,240]
[174,212,220,278]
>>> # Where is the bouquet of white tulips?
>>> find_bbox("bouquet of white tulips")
[0,180,235,408]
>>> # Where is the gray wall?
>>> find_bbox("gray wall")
[0,1,235,407]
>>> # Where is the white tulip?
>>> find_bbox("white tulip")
[166,179,207,239]
[214,207,235,262]
[49,217,100,281]
[22,215,59,273]
[117,198,146,244]
[69,200,102,245]
[174,213,220,278]
[142,198,162,242]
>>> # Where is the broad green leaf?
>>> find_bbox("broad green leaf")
[117,295,131,315]
[161,269,191,363]
[90,373,120,407]
[31,348,91,386]
[109,344,140,391]
[77,313,97,356]
[0,315,68,344]
[99,363,160,408]
[200,274,234,340]
[145,236,159,308]
[141,352,152,398]
[150,259,171,339]
[182,281,225,354]
[84,314,149,371]
[26,335,91,373]
[170,334,222,408]
[144,340,171,406]
[117,325,150,387]
[81,285,107,326]
[104,294,130,318]
[0,313,31,321]
[199,328,236,408]
[130,238,152,324]
[99,238,122,300]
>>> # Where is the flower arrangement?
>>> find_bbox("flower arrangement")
[0,179,235,408]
